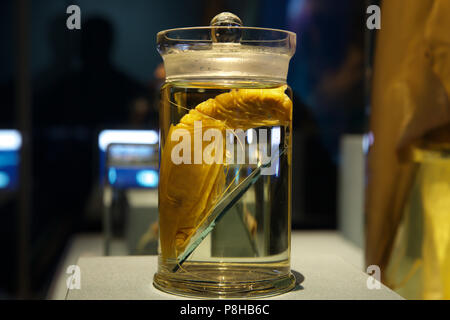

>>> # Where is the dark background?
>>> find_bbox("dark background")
[0,0,366,299]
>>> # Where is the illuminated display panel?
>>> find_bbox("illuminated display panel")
[98,130,159,189]
[0,130,21,191]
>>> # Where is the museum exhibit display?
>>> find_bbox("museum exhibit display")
[153,12,297,298]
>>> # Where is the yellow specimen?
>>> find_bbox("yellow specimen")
[159,85,292,259]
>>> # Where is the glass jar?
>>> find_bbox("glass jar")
[153,13,297,298]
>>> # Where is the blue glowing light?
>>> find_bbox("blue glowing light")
[0,153,19,167]
[136,170,158,188]
[0,171,10,188]
[108,168,117,185]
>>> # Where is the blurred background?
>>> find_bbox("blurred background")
[0,0,369,299]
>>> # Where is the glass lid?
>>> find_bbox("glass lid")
[156,12,297,82]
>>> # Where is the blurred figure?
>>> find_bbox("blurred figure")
[31,16,150,292]
[37,17,147,127]
[34,15,80,93]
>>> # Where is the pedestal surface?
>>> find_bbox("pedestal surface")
[63,232,402,300]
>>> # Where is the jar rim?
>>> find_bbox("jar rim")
[157,26,296,82]
[157,26,297,40]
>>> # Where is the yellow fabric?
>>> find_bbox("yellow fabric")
[421,161,450,299]
[368,0,450,299]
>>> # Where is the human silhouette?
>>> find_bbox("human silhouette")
[33,16,149,234]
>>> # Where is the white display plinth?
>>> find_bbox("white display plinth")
[64,233,402,300]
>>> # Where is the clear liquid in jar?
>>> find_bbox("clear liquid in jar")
[154,81,295,298]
